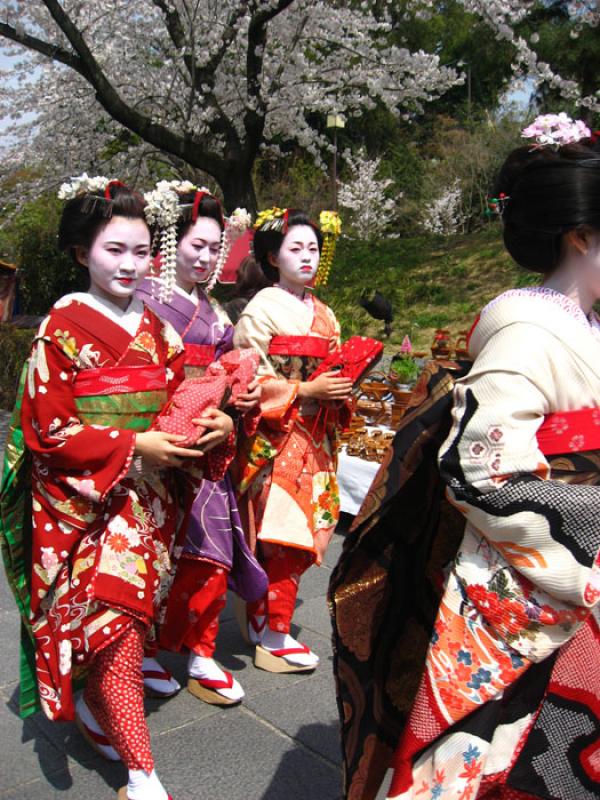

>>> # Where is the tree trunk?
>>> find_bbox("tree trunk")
[218,166,258,215]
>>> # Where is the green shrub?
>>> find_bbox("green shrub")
[0,325,35,410]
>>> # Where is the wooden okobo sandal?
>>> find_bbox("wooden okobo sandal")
[254,643,318,674]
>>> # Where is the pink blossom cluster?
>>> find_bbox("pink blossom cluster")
[521,113,591,148]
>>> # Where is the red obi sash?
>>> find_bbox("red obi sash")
[268,335,329,358]
[184,343,217,367]
[537,407,600,456]
[73,365,167,396]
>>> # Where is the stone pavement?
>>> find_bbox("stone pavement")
[0,409,389,800]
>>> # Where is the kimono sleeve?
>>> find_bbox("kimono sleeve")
[438,329,600,610]
[234,306,299,428]
[21,333,136,505]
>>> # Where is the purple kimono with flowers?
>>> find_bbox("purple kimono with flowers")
[137,279,266,602]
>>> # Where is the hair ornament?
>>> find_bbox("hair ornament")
[58,173,120,218]
[254,207,288,233]
[315,210,342,286]
[58,173,111,200]
[521,113,591,149]
[144,180,249,300]
[485,192,510,217]
[204,207,253,293]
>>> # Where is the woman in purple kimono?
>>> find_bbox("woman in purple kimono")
[136,183,266,705]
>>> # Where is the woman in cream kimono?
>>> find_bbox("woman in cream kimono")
[234,208,352,673]
[386,119,600,799]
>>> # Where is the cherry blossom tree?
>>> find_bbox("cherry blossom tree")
[0,1,598,213]
[338,148,401,239]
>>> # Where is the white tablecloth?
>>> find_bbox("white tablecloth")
[336,449,381,516]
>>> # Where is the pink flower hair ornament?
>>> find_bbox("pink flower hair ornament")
[521,113,591,149]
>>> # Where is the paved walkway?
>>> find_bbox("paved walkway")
[0,409,363,800]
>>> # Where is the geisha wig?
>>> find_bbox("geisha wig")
[174,191,225,240]
[252,209,323,284]
[494,138,600,274]
[58,182,147,264]
[143,181,251,301]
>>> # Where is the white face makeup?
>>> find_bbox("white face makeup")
[272,224,320,293]
[176,216,223,292]
[78,216,151,310]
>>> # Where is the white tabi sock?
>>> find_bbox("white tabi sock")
[127,768,168,800]
[260,629,319,667]
[141,656,181,697]
[188,653,245,701]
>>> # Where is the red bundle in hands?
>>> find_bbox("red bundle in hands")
[309,335,383,386]
[206,348,260,402]
[155,375,231,446]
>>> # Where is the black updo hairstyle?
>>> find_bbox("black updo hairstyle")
[494,138,600,274]
[58,183,149,265]
[174,191,225,243]
[252,209,323,284]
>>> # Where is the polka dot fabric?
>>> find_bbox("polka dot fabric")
[155,375,230,446]
[84,622,153,772]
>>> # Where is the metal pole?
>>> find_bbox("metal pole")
[332,126,338,210]
[467,64,472,119]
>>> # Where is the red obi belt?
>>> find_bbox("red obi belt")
[537,407,600,456]
[184,343,217,367]
[268,335,329,358]
[73,365,168,396]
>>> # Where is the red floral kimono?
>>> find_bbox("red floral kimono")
[234,287,349,564]
[13,294,189,722]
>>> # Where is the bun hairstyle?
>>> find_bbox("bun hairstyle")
[174,191,225,243]
[494,139,600,274]
[58,183,148,262]
[252,209,323,284]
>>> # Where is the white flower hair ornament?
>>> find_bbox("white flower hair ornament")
[521,113,591,149]
[204,206,253,293]
[144,181,251,301]
[57,173,126,217]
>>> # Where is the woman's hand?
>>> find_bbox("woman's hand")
[134,431,205,468]
[234,379,262,412]
[298,372,353,402]
[192,408,235,452]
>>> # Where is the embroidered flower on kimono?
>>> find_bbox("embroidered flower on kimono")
[459,756,482,781]
[463,745,481,763]
[569,434,586,451]
[549,415,568,435]
[54,329,78,360]
[487,425,504,443]
[40,546,59,571]
[467,667,492,690]
[161,320,184,357]
[151,497,166,528]
[456,649,472,665]
[455,662,472,682]
[65,476,101,501]
[59,639,72,676]
[108,515,129,535]
[132,331,158,360]
[107,531,131,553]
[469,441,488,460]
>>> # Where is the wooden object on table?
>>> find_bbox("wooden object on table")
[454,330,471,360]
[431,328,452,359]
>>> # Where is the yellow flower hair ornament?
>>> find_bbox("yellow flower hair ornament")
[315,210,342,286]
[254,206,289,232]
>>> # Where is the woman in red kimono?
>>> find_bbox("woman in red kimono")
[1,177,233,800]
[234,208,352,673]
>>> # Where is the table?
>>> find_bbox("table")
[336,448,381,516]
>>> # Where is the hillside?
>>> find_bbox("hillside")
[316,225,536,354]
